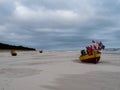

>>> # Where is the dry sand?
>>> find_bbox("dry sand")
[0,51,120,90]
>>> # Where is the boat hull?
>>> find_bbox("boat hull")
[80,51,101,64]
[11,53,17,56]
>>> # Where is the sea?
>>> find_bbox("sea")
[103,48,120,54]
[37,48,120,54]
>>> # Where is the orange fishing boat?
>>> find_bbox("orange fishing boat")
[11,50,17,56]
[79,50,101,64]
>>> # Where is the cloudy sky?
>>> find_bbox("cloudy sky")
[0,0,120,50]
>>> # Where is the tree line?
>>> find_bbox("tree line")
[0,43,36,51]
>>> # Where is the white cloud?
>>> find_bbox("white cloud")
[14,1,95,26]
[14,4,79,21]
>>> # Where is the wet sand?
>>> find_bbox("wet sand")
[0,51,120,90]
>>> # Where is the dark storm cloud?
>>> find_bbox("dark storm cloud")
[0,0,120,50]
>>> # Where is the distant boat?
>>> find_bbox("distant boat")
[39,50,43,53]
[11,50,17,56]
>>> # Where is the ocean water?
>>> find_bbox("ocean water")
[103,48,120,54]
[52,48,120,54]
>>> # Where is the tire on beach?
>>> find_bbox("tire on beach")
[81,50,86,56]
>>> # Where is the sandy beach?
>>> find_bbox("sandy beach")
[0,51,120,90]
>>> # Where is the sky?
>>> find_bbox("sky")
[0,0,120,50]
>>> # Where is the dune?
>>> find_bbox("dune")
[0,51,120,90]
